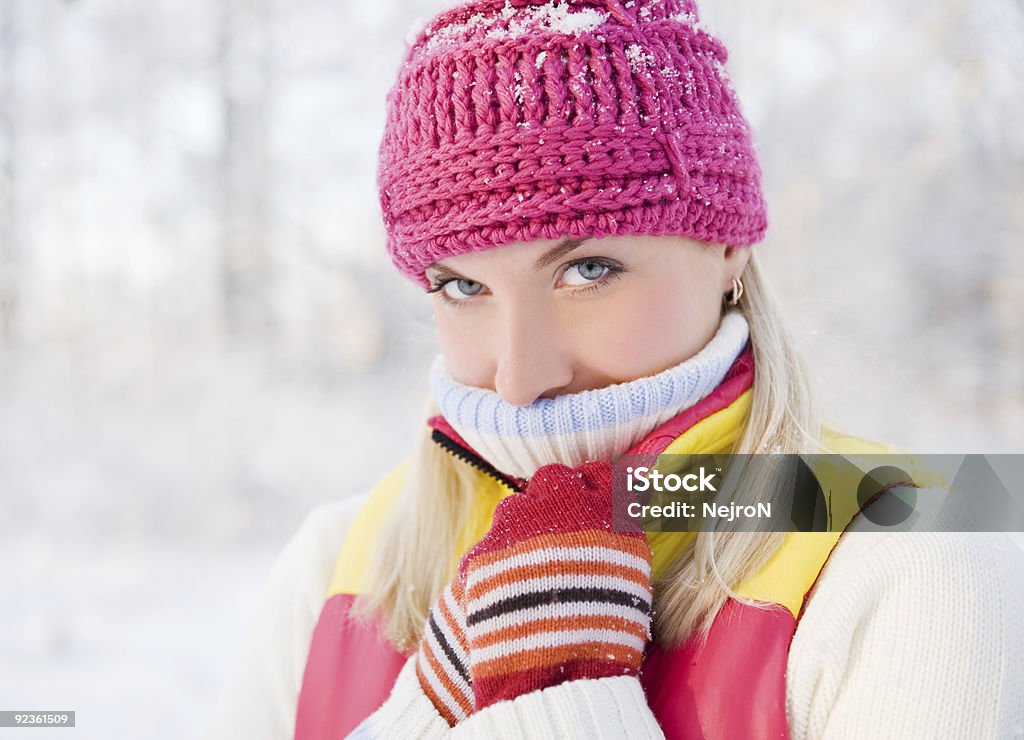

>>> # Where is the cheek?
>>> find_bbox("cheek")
[576,278,720,378]
[434,306,491,385]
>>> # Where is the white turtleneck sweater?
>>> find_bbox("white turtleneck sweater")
[429,310,750,480]
[204,491,1024,739]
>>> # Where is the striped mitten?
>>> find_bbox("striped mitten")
[414,577,474,726]
[455,460,654,711]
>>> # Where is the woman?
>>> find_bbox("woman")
[206,0,1024,738]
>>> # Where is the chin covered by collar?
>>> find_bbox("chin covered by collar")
[428,311,750,480]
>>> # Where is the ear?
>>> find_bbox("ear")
[722,246,752,292]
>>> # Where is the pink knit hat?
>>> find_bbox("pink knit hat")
[378,0,767,287]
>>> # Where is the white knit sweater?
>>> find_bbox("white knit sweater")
[204,493,1024,739]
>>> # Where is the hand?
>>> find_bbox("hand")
[456,460,654,711]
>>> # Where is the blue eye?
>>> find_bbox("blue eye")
[442,279,483,300]
[563,261,610,286]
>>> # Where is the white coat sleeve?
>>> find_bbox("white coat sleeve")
[786,528,1024,739]
[204,494,369,740]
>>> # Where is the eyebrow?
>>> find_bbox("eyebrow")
[533,236,590,270]
[425,236,591,283]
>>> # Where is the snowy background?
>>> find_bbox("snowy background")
[0,0,1022,737]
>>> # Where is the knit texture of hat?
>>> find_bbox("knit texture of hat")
[378,0,768,286]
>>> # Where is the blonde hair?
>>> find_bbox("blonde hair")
[352,249,823,651]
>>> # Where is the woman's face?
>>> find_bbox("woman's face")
[426,235,751,406]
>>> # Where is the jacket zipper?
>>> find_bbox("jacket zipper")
[430,429,524,493]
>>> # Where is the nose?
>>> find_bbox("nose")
[492,301,574,406]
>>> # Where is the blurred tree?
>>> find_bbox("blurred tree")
[0,0,18,343]
[218,0,273,341]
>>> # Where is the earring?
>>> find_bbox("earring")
[724,276,744,306]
